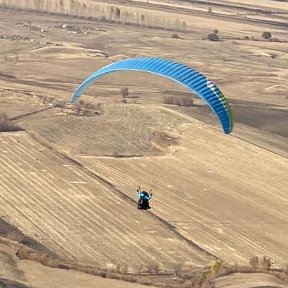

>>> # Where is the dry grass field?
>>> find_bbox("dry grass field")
[0,0,288,287]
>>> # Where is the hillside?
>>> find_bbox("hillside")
[0,0,287,287]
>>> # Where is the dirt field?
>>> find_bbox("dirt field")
[0,243,287,288]
[0,243,154,288]
[0,0,288,287]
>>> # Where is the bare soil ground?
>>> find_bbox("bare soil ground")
[0,0,288,287]
[0,244,286,288]
[0,244,152,288]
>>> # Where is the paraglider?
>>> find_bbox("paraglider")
[137,187,153,210]
[71,57,233,134]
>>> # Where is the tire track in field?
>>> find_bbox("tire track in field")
[10,107,53,121]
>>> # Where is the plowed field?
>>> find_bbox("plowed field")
[0,0,288,285]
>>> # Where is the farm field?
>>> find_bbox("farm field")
[0,131,213,269]
[0,244,286,288]
[0,0,288,287]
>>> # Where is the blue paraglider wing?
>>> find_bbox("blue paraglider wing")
[71,57,233,134]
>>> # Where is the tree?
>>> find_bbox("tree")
[207,32,219,41]
[121,87,129,98]
[171,33,180,39]
[249,256,259,269]
[261,256,272,269]
[115,7,121,18]
[262,31,272,39]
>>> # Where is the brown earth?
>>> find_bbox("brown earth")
[0,0,288,287]
[0,243,153,288]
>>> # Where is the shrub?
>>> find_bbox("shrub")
[172,263,183,278]
[136,263,145,274]
[72,100,102,115]
[207,32,219,41]
[261,256,272,269]
[262,31,272,39]
[53,100,66,108]
[108,261,129,274]
[121,87,129,98]
[6,231,23,242]
[146,262,161,274]
[191,272,209,287]
[179,96,194,106]
[163,96,194,106]
[115,7,121,18]
[16,247,33,260]
[171,33,180,39]
[284,264,288,276]
[211,259,224,276]
[119,262,129,274]
[139,279,154,286]
[249,255,259,269]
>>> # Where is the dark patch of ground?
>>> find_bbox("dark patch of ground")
[169,99,288,138]
[0,218,58,258]
[0,278,31,288]
[231,101,288,138]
